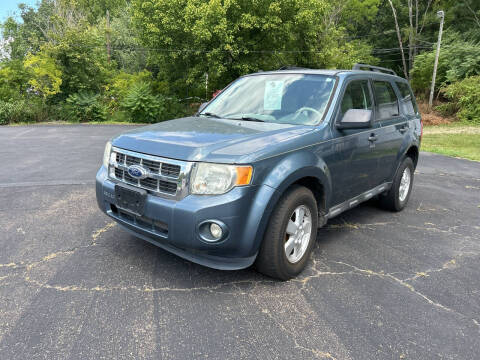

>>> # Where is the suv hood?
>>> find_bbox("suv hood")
[112,117,314,163]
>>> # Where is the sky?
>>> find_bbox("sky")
[0,0,38,22]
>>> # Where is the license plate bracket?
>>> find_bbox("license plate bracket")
[115,184,147,216]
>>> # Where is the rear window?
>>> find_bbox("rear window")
[396,82,418,116]
[373,81,399,121]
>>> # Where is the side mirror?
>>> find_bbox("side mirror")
[336,109,372,129]
[198,102,209,114]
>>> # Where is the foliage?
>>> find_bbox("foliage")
[1,0,480,125]
[439,0,480,42]
[132,0,376,98]
[0,60,31,101]
[108,6,147,73]
[0,98,49,124]
[66,92,107,122]
[24,51,62,98]
[75,0,127,24]
[440,76,480,124]
[121,82,164,123]
[1,1,55,60]
[105,70,152,111]
[46,25,114,98]
[410,33,480,95]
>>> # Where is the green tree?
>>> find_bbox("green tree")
[132,0,376,98]
[108,6,147,72]
[46,24,114,97]
[410,32,480,95]
[1,1,55,60]
[76,0,127,24]
[439,0,480,41]
[24,51,62,98]
[0,60,31,100]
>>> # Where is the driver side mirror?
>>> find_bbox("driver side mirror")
[336,109,372,129]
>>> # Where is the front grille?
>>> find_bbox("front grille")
[109,147,191,199]
[161,163,181,177]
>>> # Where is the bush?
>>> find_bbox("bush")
[0,99,49,124]
[65,92,107,122]
[411,33,480,94]
[440,76,480,124]
[106,70,153,111]
[121,82,165,123]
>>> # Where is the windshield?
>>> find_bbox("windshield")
[200,74,336,125]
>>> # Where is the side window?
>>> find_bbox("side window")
[339,80,372,118]
[373,81,399,121]
[396,82,418,116]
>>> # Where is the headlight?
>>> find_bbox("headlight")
[103,141,112,168]
[190,163,253,195]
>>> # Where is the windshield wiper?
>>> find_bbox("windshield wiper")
[200,112,221,118]
[231,116,265,122]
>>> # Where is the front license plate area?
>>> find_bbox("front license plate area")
[115,184,147,216]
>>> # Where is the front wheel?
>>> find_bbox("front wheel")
[255,185,318,280]
[379,157,414,212]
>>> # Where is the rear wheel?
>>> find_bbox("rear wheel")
[255,185,318,280]
[379,157,414,212]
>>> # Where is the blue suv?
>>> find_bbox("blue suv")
[96,64,422,280]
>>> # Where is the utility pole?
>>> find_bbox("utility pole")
[106,10,111,64]
[429,10,444,108]
[205,73,208,100]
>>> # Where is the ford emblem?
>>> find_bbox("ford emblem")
[127,165,148,179]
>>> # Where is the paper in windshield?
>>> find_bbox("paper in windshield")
[264,81,284,110]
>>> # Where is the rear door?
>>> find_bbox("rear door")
[370,79,407,185]
[328,78,380,205]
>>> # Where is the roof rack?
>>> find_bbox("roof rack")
[352,63,397,76]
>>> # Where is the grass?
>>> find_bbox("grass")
[7,120,141,126]
[422,123,480,161]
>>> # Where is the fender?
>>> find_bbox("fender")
[390,129,420,181]
[248,149,332,254]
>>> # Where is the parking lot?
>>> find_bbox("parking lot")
[0,125,479,359]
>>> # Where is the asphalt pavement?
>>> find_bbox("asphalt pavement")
[0,125,479,359]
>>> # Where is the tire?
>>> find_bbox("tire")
[379,157,414,212]
[255,185,318,280]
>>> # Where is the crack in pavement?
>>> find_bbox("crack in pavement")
[325,221,395,231]
[324,260,480,330]
[416,202,450,212]
[2,219,479,334]
[248,282,338,360]
[0,222,117,274]
[21,275,277,294]
[323,219,477,241]
[403,259,460,282]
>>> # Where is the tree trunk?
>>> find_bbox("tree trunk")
[388,0,409,79]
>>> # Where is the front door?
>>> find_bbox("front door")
[328,79,380,205]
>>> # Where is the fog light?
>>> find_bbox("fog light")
[210,223,223,239]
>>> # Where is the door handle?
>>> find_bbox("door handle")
[399,126,408,134]
[368,134,378,142]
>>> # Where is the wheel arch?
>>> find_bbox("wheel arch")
[251,157,331,254]
[405,145,419,169]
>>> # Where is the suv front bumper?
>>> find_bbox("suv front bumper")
[96,166,275,270]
